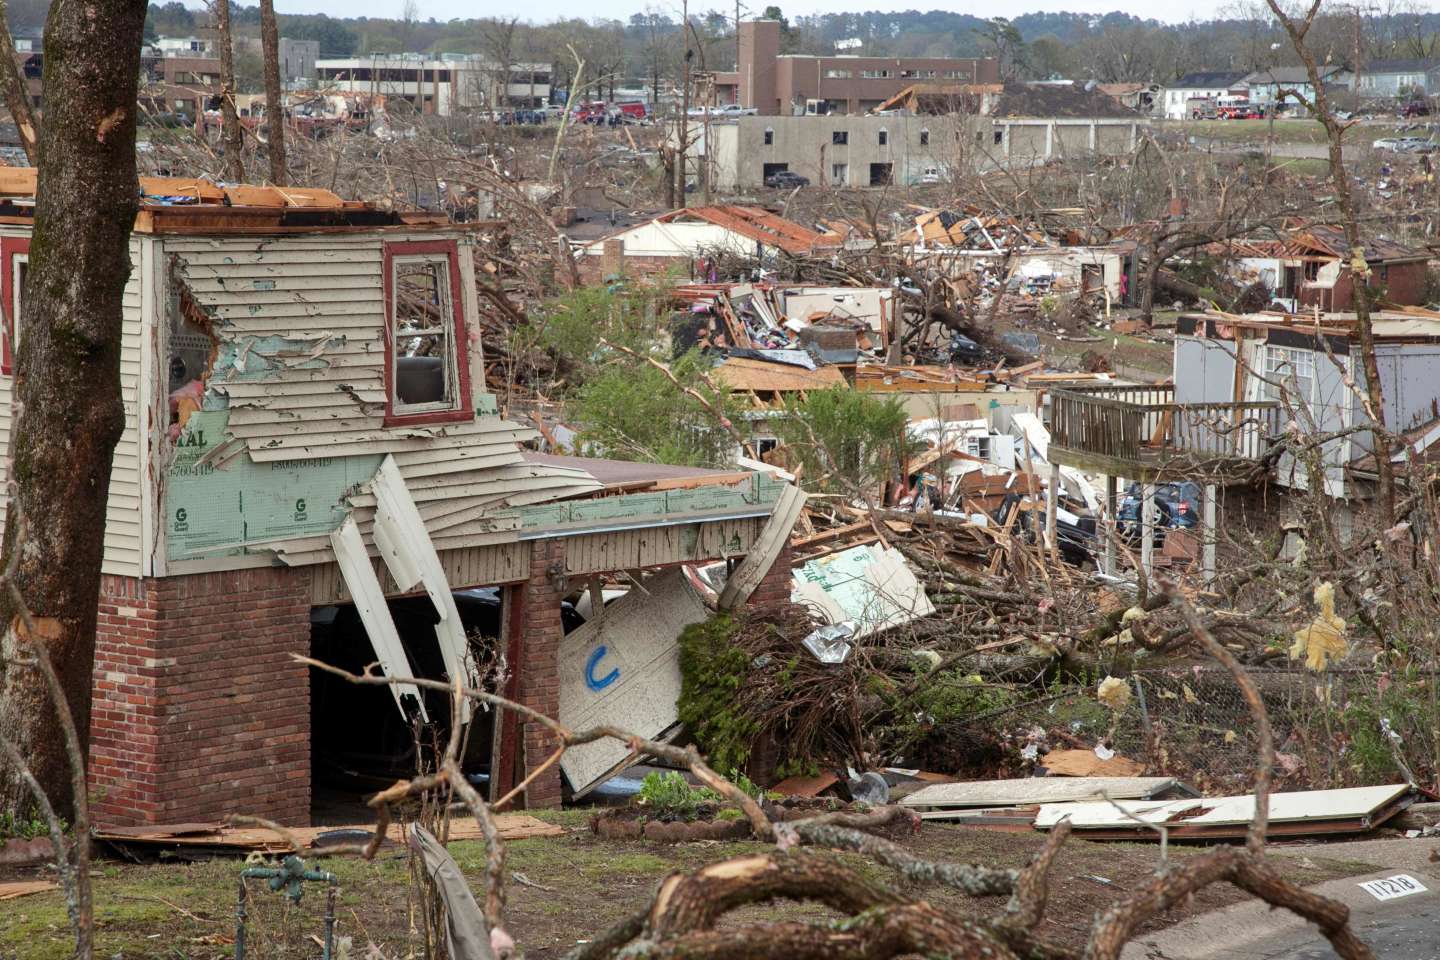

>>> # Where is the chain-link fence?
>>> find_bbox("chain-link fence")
[978,666,1438,794]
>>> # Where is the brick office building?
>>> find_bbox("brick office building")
[735,19,999,116]
[0,168,791,825]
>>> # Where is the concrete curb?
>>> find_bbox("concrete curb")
[1121,846,1440,959]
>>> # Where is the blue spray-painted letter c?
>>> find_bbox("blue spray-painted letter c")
[585,645,620,691]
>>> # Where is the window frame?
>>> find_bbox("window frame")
[832,130,848,145]
[1264,345,1315,409]
[1,236,28,376]
[382,239,474,427]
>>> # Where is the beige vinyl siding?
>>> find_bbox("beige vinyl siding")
[164,232,599,567]
[0,234,146,577]
[104,257,146,575]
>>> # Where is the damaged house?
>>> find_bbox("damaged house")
[1218,226,1431,311]
[0,170,792,827]
[576,205,842,283]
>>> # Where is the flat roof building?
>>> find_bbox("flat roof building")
[737,19,999,116]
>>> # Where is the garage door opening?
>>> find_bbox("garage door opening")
[310,589,517,821]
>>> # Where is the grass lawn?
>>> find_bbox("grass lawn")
[1160,118,1418,145]
[0,808,1378,959]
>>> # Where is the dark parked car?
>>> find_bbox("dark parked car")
[1117,481,1202,544]
[764,170,810,188]
[947,332,983,365]
[994,493,1096,567]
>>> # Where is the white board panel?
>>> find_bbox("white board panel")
[557,569,711,793]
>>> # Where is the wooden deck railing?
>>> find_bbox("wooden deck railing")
[1049,384,1283,470]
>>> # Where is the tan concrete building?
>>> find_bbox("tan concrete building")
[682,114,1143,190]
[737,19,999,116]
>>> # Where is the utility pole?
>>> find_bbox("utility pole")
[735,0,741,72]
[677,0,690,209]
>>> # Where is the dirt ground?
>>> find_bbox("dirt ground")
[0,810,1380,959]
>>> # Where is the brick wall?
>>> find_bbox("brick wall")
[91,576,164,824]
[745,539,794,610]
[575,252,691,286]
[515,540,566,807]
[90,568,313,828]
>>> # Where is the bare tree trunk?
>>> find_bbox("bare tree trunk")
[0,0,38,164]
[1267,0,1397,528]
[0,0,146,826]
[215,0,245,183]
[259,0,286,186]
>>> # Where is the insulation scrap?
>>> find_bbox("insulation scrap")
[1290,581,1347,671]
[1097,676,1132,711]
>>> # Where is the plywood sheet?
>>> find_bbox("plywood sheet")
[95,814,563,852]
[557,570,711,793]
[0,880,56,901]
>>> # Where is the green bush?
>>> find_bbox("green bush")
[774,387,920,495]
[677,614,760,774]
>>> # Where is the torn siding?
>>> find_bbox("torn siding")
[158,232,600,566]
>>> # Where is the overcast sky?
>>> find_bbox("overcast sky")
[267,0,1249,26]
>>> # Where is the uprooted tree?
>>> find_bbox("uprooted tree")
[0,0,148,820]
[285,588,1380,960]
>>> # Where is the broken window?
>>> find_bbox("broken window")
[878,128,888,146]
[763,127,774,145]
[993,129,1004,146]
[919,128,930,146]
[1,237,27,375]
[384,241,472,425]
[832,130,848,145]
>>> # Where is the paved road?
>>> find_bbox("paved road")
[1122,839,1440,960]
[1266,898,1440,959]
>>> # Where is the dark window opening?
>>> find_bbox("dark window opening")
[919,129,930,146]
[763,128,774,145]
[993,129,1004,145]
[384,240,474,426]
[878,129,888,146]
[832,130,848,145]
[868,162,893,186]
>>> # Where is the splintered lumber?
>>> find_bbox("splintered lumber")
[0,880,57,901]
[94,814,564,854]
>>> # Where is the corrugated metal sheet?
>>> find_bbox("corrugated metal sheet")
[163,233,601,565]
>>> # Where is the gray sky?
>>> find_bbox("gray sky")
[268,0,1239,26]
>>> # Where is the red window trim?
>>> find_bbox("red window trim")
[381,239,474,427]
[1,236,28,376]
